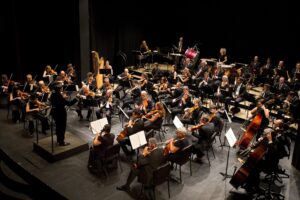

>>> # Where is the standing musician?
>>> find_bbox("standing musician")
[117,109,144,156]
[143,102,165,131]
[188,114,215,163]
[50,83,78,146]
[117,137,166,192]
[249,99,270,141]
[87,124,114,174]
[165,127,189,167]
[25,94,50,135]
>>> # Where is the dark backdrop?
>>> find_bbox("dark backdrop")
[0,0,298,81]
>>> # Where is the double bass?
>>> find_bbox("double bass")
[236,113,262,150]
[230,136,268,189]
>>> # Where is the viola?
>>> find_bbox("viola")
[237,114,262,150]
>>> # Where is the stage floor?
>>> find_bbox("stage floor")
[0,107,299,200]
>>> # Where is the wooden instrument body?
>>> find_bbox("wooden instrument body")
[238,114,262,150]
[230,138,268,189]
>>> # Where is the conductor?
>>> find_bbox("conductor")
[50,83,78,146]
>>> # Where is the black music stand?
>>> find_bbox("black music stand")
[220,128,236,181]
[222,108,232,148]
[117,105,129,127]
[100,69,111,75]
[82,99,99,121]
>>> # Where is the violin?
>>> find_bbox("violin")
[116,118,139,142]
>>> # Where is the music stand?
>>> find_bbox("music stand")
[100,69,111,75]
[117,105,129,127]
[220,128,236,181]
[222,108,232,147]
[82,99,99,121]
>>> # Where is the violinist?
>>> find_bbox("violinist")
[66,64,77,82]
[96,88,113,124]
[43,65,57,83]
[180,98,201,125]
[143,102,165,131]
[76,85,94,120]
[36,80,50,102]
[88,124,114,174]
[117,109,144,156]
[1,74,9,94]
[208,105,223,134]
[166,127,189,167]
[170,86,192,120]
[139,73,148,91]
[249,99,270,140]
[23,74,37,93]
[136,90,153,115]
[156,76,169,96]
[117,137,166,192]
[188,114,215,163]
[25,94,50,135]
[9,88,26,123]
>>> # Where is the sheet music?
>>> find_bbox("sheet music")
[90,117,108,135]
[173,116,183,129]
[225,128,237,147]
[129,131,147,150]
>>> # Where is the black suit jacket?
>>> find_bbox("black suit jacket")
[127,118,144,136]
[93,133,115,158]
[50,91,78,120]
[138,148,166,185]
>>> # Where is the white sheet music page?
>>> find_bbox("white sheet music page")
[225,128,237,147]
[89,117,108,135]
[129,131,147,150]
[173,116,184,129]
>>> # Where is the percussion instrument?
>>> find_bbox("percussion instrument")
[185,48,198,59]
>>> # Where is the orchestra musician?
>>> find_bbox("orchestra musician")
[180,98,201,125]
[88,124,115,174]
[55,70,73,85]
[25,94,50,135]
[165,127,189,167]
[143,102,165,131]
[50,83,78,146]
[36,80,50,102]
[139,73,149,91]
[249,99,270,140]
[66,63,77,83]
[9,88,27,123]
[103,60,113,80]
[257,57,273,84]
[117,109,144,157]
[96,89,113,124]
[115,68,132,94]
[23,74,37,93]
[241,127,289,194]
[43,65,57,82]
[76,85,95,121]
[214,75,230,106]
[117,137,166,192]
[169,86,192,120]
[140,40,151,55]
[225,77,246,115]
[0,74,9,94]
[218,47,228,64]
[188,114,215,163]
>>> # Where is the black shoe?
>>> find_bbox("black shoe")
[59,142,70,146]
[116,185,130,192]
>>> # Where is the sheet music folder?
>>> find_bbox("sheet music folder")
[225,128,237,147]
[99,69,111,75]
[129,131,147,150]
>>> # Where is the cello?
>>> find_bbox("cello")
[236,113,262,150]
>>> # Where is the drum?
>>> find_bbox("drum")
[185,48,198,59]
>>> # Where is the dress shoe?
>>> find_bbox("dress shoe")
[116,185,130,192]
[59,142,70,146]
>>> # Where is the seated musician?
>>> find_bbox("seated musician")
[121,80,142,110]
[103,60,113,80]
[76,85,95,120]
[87,124,115,174]
[165,127,189,167]
[169,86,192,120]
[9,88,27,123]
[214,75,230,105]
[135,91,154,115]
[180,67,191,85]
[140,40,151,55]
[225,77,246,115]
[180,98,201,125]
[55,70,73,85]
[36,80,50,102]
[96,89,113,124]
[188,114,215,163]
[25,94,50,135]
[277,91,298,119]
[66,64,77,83]
[241,127,289,194]
[117,109,144,156]
[271,76,290,108]
[139,73,149,91]
[117,137,166,192]
[1,74,9,94]
[154,76,168,96]
[115,68,132,94]
[151,63,162,82]
[143,102,165,131]
[168,65,178,84]
[99,77,112,96]
[249,99,270,140]
[209,105,223,133]
[198,71,213,100]
[260,84,274,107]
[23,74,37,93]
[43,65,57,83]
